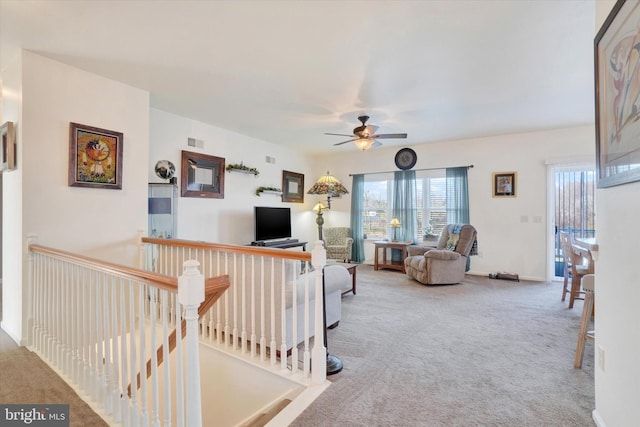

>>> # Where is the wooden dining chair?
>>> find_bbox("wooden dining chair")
[575,274,595,368]
[560,233,589,308]
[559,232,573,302]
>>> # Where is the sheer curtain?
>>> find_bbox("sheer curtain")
[350,174,365,262]
[392,170,417,243]
[446,166,471,270]
[446,167,470,224]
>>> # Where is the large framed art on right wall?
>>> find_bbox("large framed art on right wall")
[594,0,640,188]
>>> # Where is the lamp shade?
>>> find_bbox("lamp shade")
[390,218,401,227]
[307,171,349,196]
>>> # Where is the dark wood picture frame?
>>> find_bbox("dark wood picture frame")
[0,121,16,172]
[595,0,640,188]
[282,170,304,203]
[69,122,123,189]
[492,172,517,198]
[181,150,225,198]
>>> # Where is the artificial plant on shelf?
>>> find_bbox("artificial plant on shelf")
[226,162,259,176]
[255,186,282,196]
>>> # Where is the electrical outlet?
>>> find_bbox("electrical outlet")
[598,346,605,371]
[533,215,542,223]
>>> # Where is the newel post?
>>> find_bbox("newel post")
[311,240,327,384]
[179,260,205,427]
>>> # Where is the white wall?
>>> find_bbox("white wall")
[314,125,594,280]
[1,53,23,344]
[1,51,150,343]
[592,2,639,426]
[149,109,319,246]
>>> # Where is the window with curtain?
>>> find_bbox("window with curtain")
[362,170,446,241]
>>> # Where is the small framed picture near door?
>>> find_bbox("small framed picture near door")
[492,172,517,197]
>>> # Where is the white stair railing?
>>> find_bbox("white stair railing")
[27,243,229,427]
[140,237,328,382]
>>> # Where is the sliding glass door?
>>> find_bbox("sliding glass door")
[551,165,596,278]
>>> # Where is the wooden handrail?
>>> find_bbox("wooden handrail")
[128,274,230,396]
[30,244,178,292]
[142,237,313,262]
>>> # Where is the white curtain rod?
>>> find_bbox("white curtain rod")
[348,164,474,177]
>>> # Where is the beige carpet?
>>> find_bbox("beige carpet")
[0,347,108,426]
[291,265,595,427]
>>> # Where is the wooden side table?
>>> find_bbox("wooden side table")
[335,263,358,296]
[374,241,412,273]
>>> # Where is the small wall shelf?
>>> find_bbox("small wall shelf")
[226,163,259,176]
[256,186,282,196]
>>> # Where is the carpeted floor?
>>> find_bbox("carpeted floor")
[0,347,109,426]
[291,265,595,427]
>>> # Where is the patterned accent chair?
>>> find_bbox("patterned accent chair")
[323,227,354,262]
[404,224,477,285]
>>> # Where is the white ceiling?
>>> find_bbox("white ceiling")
[1,0,597,155]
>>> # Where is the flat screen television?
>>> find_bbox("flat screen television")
[254,206,292,242]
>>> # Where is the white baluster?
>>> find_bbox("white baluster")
[259,258,267,361]
[128,284,139,427]
[150,287,160,427]
[250,255,257,357]
[26,234,37,347]
[138,285,149,426]
[303,264,311,376]
[280,260,287,371]
[290,260,299,373]
[232,254,239,351]
[241,254,247,354]
[179,260,205,427]
[161,290,172,427]
[269,258,277,366]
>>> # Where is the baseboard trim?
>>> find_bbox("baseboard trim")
[0,320,21,346]
[592,409,605,427]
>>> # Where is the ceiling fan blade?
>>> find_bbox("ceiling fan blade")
[325,132,355,137]
[333,138,356,146]
[371,141,383,148]
[371,133,408,139]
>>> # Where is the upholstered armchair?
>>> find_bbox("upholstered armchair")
[323,227,354,262]
[404,224,477,285]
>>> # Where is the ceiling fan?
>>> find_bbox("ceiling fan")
[325,115,408,151]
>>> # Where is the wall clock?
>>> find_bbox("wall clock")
[394,148,417,170]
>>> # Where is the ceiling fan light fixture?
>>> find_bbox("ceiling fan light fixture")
[354,138,374,151]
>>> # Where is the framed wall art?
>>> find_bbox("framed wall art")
[282,170,304,203]
[595,0,640,188]
[181,150,225,198]
[0,121,16,172]
[492,172,517,198]
[69,122,123,189]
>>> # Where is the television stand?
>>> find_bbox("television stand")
[250,239,307,251]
